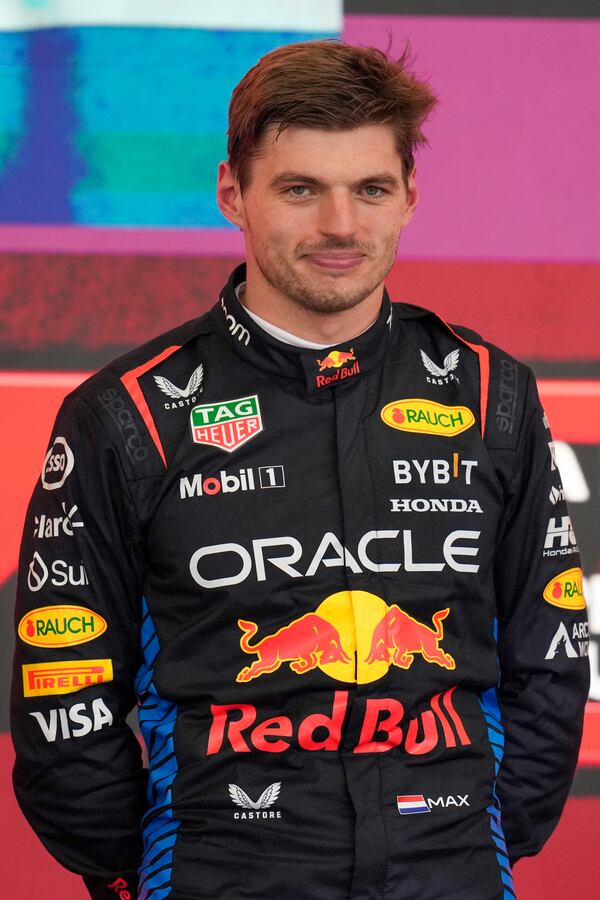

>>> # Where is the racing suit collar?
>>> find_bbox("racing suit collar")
[212,264,394,393]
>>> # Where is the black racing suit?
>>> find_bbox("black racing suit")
[11,265,589,899]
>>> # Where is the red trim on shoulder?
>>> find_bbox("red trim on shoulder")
[120,345,181,466]
[437,318,490,439]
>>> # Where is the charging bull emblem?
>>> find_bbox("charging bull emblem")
[365,606,455,671]
[237,613,351,682]
[317,348,356,372]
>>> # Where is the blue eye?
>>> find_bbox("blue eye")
[289,186,310,197]
[364,185,385,198]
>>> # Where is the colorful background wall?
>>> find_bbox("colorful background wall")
[1,1,598,897]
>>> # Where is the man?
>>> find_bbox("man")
[12,40,589,900]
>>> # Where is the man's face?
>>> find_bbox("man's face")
[217,124,418,315]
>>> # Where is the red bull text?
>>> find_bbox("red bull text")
[314,348,360,388]
[207,686,471,755]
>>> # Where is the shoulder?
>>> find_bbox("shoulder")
[392,300,539,448]
[57,310,217,476]
[70,311,215,401]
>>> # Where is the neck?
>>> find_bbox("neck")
[242,257,384,344]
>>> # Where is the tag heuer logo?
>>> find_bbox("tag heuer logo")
[190,395,263,452]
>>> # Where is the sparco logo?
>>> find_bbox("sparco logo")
[98,388,148,463]
[221,297,250,346]
[189,529,481,589]
[228,782,282,820]
[495,358,518,434]
[179,466,285,499]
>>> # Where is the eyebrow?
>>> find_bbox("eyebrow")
[269,172,402,190]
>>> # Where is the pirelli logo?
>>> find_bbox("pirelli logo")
[22,659,113,697]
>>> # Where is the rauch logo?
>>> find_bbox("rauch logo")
[381,399,474,437]
[543,567,585,610]
[18,605,107,648]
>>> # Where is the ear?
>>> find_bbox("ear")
[402,167,419,226]
[216,161,246,229]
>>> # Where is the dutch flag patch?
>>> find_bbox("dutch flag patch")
[396,794,430,815]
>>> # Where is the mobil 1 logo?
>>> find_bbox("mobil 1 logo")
[180,465,285,499]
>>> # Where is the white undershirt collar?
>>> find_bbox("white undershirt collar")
[235,281,365,350]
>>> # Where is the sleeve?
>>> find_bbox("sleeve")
[11,395,148,900]
[492,370,590,864]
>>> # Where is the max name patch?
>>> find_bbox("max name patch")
[381,400,474,437]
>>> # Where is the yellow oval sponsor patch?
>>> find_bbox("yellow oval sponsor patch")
[381,399,475,437]
[18,605,107,648]
[543,568,586,610]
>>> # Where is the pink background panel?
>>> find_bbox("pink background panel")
[343,16,600,262]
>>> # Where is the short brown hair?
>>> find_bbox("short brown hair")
[228,40,438,191]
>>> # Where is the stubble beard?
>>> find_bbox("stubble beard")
[250,234,400,315]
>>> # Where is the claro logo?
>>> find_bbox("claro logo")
[381,400,474,437]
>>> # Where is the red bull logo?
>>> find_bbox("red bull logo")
[317,348,356,371]
[314,349,360,389]
[236,591,455,684]
[365,606,455,671]
[207,685,471,756]
[237,613,351,682]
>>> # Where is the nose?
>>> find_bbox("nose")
[317,189,359,240]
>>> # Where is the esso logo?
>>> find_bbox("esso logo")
[42,437,75,491]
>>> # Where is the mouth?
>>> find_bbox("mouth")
[303,252,366,272]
